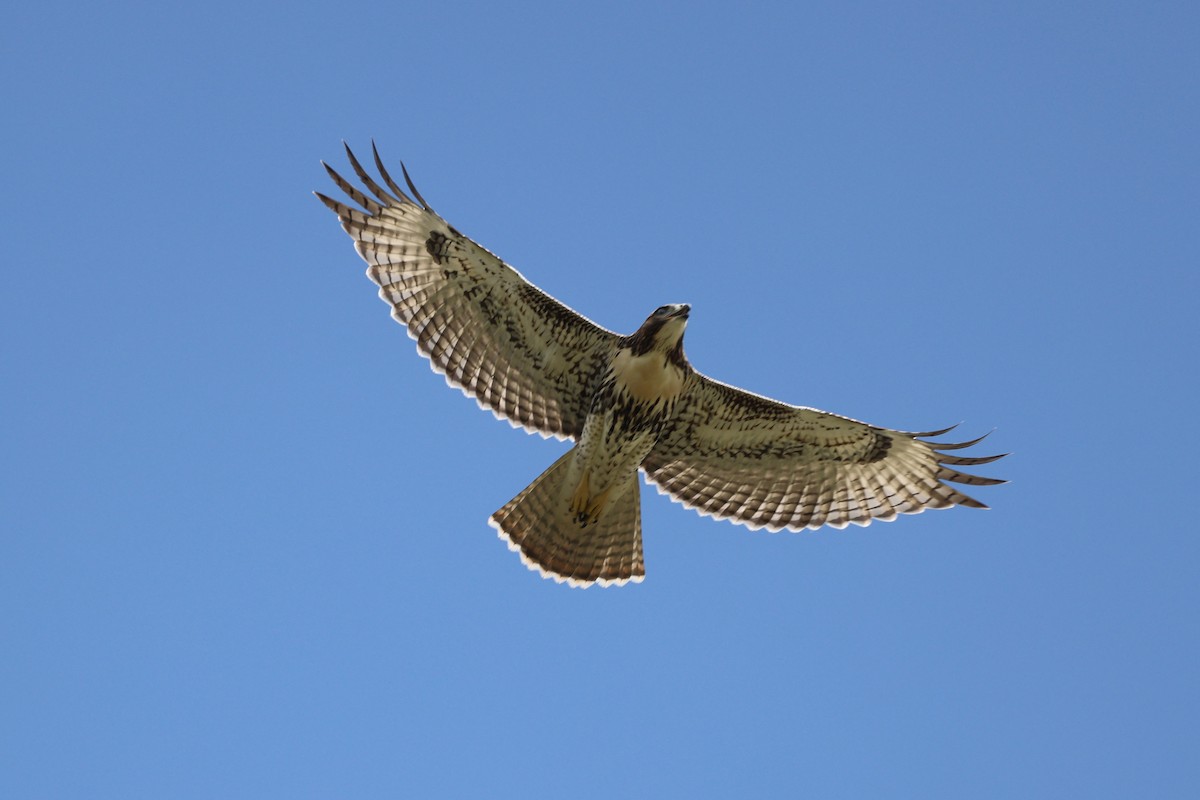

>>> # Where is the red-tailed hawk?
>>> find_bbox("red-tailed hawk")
[317,144,1006,587]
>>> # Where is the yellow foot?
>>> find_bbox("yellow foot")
[569,470,612,528]
[584,486,613,525]
[570,469,591,519]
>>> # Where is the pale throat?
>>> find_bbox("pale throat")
[611,346,685,404]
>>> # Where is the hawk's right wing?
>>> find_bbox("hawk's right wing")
[317,144,619,440]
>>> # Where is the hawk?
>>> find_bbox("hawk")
[317,144,1006,587]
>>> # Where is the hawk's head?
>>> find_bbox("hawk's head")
[627,303,690,364]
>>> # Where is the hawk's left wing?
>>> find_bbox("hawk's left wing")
[642,373,1006,531]
[317,144,619,440]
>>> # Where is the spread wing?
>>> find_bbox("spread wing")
[642,373,1006,530]
[316,144,618,440]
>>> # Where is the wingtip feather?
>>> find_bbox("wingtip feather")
[400,161,434,211]
[370,141,414,206]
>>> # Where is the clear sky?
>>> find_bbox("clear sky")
[3,1,1197,797]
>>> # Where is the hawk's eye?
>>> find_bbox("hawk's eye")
[655,305,671,315]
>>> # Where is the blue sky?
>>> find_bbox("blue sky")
[3,1,1197,797]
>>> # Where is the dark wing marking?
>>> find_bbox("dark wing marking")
[316,143,619,440]
[642,372,1006,530]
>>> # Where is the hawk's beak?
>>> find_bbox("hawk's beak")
[671,304,691,320]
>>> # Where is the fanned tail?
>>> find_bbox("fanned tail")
[489,449,645,587]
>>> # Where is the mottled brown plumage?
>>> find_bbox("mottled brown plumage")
[317,144,1006,587]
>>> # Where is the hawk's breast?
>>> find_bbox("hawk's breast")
[610,347,686,405]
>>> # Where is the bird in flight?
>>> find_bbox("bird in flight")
[316,143,1006,588]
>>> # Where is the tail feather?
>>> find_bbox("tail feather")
[489,450,645,587]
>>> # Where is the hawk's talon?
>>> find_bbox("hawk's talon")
[569,469,614,527]
[570,469,592,518]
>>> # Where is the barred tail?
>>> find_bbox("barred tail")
[488,449,645,587]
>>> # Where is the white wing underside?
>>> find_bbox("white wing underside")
[642,372,1006,532]
[316,143,618,441]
